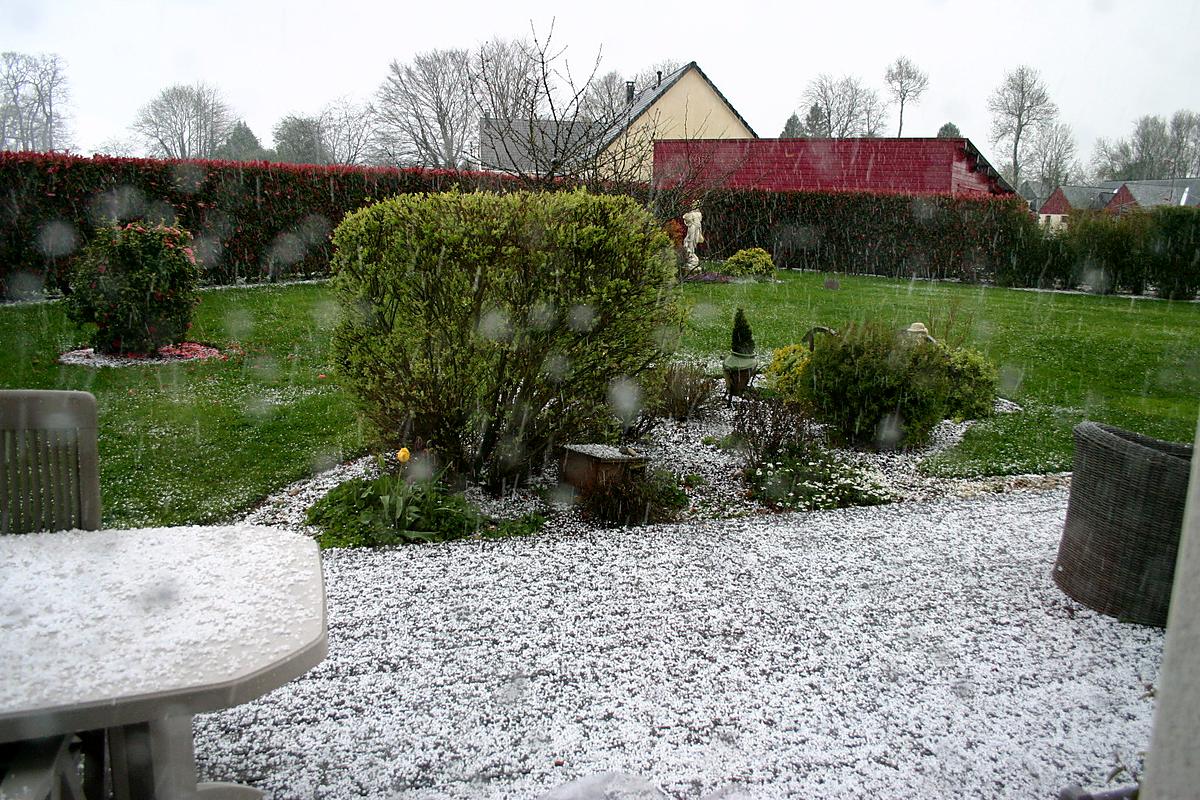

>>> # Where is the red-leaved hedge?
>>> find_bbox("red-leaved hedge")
[0,151,520,298]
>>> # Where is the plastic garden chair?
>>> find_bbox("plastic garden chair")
[0,389,104,798]
[0,390,101,535]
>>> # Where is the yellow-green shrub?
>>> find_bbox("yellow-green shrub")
[723,246,775,278]
[765,344,811,405]
[330,189,683,490]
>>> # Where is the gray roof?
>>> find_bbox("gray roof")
[478,61,756,176]
[478,116,607,175]
[1054,185,1115,211]
[1121,180,1200,208]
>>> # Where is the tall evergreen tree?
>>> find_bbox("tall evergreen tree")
[936,121,961,138]
[780,112,802,138]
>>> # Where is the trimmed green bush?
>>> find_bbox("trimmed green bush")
[64,222,200,354]
[724,247,776,278]
[331,189,683,490]
[579,466,688,527]
[799,321,951,449]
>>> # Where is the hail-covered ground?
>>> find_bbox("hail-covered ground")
[198,396,1158,799]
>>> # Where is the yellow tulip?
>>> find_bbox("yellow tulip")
[397,447,411,464]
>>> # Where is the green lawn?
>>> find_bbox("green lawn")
[0,284,365,527]
[3,273,1197,527]
[682,271,1200,475]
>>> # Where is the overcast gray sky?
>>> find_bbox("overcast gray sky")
[6,0,1199,170]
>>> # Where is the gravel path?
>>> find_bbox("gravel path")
[197,488,1161,799]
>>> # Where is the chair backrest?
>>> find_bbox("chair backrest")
[0,390,101,534]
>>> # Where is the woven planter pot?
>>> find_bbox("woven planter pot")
[1053,421,1193,627]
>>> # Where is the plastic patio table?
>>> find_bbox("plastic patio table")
[0,525,327,799]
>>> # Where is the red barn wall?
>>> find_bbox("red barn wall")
[1039,188,1074,216]
[1105,184,1137,214]
[653,138,1008,195]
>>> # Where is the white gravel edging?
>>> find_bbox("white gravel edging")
[200,489,1160,799]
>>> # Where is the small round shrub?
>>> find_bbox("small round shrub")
[724,247,776,279]
[798,321,951,449]
[65,223,200,354]
[943,345,997,421]
[764,344,811,405]
[579,466,688,527]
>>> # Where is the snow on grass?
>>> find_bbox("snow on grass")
[196,489,1160,799]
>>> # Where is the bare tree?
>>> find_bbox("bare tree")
[884,56,929,137]
[1091,112,1198,180]
[1027,122,1079,190]
[987,65,1058,188]
[800,74,887,138]
[372,48,473,168]
[580,70,628,120]
[473,23,656,187]
[320,96,374,165]
[1168,110,1200,177]
[580,59,682,121]
[0,51,71,151]
[132,82,235,159]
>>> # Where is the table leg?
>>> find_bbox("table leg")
[106,716,263,800]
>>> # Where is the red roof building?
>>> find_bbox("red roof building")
[652,137,1014,196]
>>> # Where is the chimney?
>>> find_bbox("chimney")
[656,70,662,87]
[626,81,635,104]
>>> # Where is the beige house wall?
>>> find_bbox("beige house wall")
[601,68,755,180]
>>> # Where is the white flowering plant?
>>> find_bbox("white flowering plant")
[748,450,891,512]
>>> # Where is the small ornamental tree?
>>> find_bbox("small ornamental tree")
[331,189,684,491]
[65,223,200,354]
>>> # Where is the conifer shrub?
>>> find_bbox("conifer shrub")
[731,308,755,355]
[330,189,683,490]
[64,222,200,354]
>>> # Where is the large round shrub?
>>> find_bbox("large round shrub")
[65,223,200,354]
[331,189,684,489]
[798,321,951,449]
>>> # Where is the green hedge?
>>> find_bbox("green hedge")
[330,189,684,489]
[658,188,1039,282]
[996,207,1200,298]
[0,151,517,299]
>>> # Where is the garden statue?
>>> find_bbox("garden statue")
[903,322,936,343]
[682,204,703,270]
